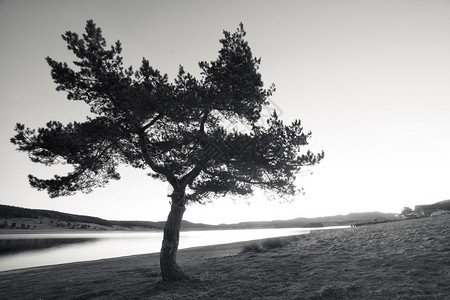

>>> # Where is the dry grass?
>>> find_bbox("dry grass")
[1,215,449,299]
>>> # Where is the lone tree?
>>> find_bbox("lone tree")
[401,207,414,215]
[11,20,323,281]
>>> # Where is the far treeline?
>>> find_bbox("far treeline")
[0,204,399,230]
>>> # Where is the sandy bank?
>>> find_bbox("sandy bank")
[1,215,449,299]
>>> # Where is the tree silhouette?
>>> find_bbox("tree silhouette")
[401,207,414,215]
[11,20,324,281]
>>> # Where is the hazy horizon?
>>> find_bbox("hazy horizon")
[1,199,435,226]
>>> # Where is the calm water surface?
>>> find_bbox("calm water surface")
[0,227,343,272]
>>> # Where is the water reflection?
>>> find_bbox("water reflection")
[0,232,161,272]
[0,238,97,255]
[0,227,318,272]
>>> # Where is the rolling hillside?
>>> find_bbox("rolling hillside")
[0,204,162,231]
[415,199,450,216]
[1,204,397,231]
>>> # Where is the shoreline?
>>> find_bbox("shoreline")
[0,227,312,272]
[0,238,258,275]
[0,237,267,275]
[2,216,449,299]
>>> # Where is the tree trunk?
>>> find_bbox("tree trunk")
[160,191,188,281]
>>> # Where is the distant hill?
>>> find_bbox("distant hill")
[0,205,219,231]
[0,204,396,231]
[215,212,397,229]
[415,199,450,216]
[0,205,162,230]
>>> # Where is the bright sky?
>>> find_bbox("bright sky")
[1,0,450,224]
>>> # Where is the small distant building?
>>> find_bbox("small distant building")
[431,210,450,217]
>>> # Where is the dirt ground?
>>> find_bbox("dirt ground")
[1,215,449,299]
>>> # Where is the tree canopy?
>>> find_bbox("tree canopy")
[11,20,323,205]
[11,19,324,281]
[401,207,414,215]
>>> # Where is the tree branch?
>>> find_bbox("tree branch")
[199,110,209,134]
[180,164,203,188]
[201,168,265,186]
[142,114,163,131]
[137,130,174,181]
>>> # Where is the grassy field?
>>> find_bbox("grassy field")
[1,215,449,299]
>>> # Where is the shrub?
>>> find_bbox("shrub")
[241,237,293,253]
[262,238,290,250]
[242,243,264,253]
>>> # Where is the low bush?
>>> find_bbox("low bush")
[241,243,263,253]
[241,236,293,253]
[261,237,290,249]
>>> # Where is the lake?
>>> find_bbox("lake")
[0,227,343,272]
